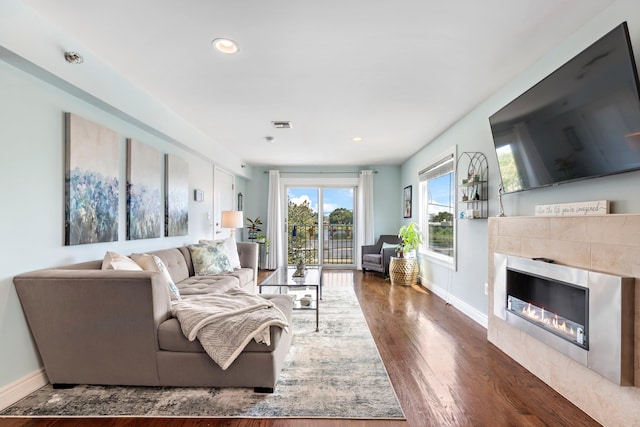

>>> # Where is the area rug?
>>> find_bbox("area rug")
[1,286,405,419]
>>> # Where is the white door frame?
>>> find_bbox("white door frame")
[213,166,235,239]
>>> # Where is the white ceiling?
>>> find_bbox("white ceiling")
[21,0,614,167]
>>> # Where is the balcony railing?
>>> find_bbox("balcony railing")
[288,223,353,265]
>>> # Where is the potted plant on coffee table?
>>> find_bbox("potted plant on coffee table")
[390,222,422,286]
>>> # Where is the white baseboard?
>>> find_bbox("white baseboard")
[419,276,488,329]
[0,368,48,411]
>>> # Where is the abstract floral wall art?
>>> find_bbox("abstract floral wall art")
[127,139,162,240]
[165,154,188,236]
[65,113,119,245]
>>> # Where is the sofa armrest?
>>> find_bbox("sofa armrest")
[236,242,259,288]
[13,269,172,386]
[361,244,381,265]
[361,244,379,256]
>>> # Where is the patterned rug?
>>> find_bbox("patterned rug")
[1,286,405,419]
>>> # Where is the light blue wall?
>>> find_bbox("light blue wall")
[371,166,402,238]
[244,165,401,242]
[0,60,218,390]
[401,0,640,320]
[243,167,270,241]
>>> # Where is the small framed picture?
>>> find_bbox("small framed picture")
[403,185,412,218]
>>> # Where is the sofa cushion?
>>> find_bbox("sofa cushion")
[176,268,253,295]
[188,243,233,275]
[224,268,255,290]
[149,248,190,283]
[158,318,283,353]
[101,251,143,270]
[131,253,182,301]
[176,275,240,296]
[363,253,382,264]
[158,294,294,353]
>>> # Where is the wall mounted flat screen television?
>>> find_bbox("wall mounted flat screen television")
[489,22,640,193]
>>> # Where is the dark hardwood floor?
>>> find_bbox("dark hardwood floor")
[1,270,600,427]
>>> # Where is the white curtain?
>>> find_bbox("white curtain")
[356,170,375,269]
[266,170,283,269]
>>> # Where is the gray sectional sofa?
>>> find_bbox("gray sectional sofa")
[13,242,294,393]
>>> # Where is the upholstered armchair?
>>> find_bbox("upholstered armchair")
[361,235,402,276]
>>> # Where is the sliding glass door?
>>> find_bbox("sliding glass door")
[287,187,320,265]
[286,187,355,267]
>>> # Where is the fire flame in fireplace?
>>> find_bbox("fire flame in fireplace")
[522,303,575,336]
[508,296,585,346]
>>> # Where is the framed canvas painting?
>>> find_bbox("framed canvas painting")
[403,185,412,218]
[65,113,119,245]
[165,153,189,236]
[127,138,162,240]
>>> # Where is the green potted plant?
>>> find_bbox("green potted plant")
[256,233,270,254]
[390,222,421,286]
[396,222,422,258]
[245,217,262,240]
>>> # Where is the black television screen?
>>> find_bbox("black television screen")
[489,22,640,193]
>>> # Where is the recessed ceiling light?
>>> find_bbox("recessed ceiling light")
[352,137,364,143]
[212,38,239,54]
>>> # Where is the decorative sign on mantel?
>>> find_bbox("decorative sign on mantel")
[534,200,610,217]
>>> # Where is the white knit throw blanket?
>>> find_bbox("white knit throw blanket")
[171,287,289,370]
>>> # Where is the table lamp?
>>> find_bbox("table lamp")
[221,210,244,239]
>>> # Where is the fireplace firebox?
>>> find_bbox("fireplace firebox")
[494,253,635,386]
[506,268,588,350]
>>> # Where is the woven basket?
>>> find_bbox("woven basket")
[389,257,418,286]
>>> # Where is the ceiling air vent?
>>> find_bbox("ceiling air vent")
[271,121,292,129]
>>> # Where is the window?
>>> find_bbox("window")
[419,148,455,268]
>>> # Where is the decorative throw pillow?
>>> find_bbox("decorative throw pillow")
[380,242,397,254]
[131,253,182,301]
[101,251,143,271]
[188,242,233,275]
[199,237,241,269]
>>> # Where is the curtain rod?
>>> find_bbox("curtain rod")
[263,170,377,174]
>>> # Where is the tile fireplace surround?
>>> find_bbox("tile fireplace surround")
[488,215,640,426]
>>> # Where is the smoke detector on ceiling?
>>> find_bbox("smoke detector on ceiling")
[271,121,292,129]
[64,51,84,64]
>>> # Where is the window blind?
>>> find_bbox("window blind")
[418,153,454,182]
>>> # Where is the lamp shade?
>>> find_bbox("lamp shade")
[221,210,244,229]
